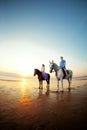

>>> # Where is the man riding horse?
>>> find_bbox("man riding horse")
[49,59,73,92]
[59,56,68,77]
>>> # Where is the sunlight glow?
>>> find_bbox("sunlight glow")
[20,78,29,104]
[22,78,26,86]
[19,69,30,77]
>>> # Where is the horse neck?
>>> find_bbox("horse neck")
[37,70,41,76]
[54,63,59,71]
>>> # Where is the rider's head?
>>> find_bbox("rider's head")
[42,64,45,67]
[60,56,63,60]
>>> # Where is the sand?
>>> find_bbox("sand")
[0,77,87,130]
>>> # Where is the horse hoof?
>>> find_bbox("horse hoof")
[46,91,49,95]
[68,88,71,91]
[61,90,64,93]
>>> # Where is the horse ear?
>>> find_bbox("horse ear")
[52,60,54,63]
[49,61,51,63]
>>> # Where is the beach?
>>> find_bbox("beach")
[0,76,87,130]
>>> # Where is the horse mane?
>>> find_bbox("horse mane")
[35,69,41,73]
[53,62,59,71]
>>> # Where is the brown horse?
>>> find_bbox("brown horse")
[34,69,50,91]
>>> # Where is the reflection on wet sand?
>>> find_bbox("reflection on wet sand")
[38,89,50,99]
[0,78,87,130]
[20,78,30,104]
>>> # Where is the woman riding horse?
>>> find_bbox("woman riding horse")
[34,69,50,92]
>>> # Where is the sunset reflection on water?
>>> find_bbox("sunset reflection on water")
[19,78,30,104]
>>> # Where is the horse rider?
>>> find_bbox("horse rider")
[59,56,68,76]
[41,64,48,80]
[41,64,45,72]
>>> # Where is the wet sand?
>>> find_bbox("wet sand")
[0,77,87,130]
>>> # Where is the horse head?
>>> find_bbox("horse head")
[34,69,38,76]
[49,61,59,73]
[49,61,54,73]
[34,69,41,76]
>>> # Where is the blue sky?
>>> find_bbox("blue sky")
[0,0,87,76]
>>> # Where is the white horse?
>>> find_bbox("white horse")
[49,61,73,92]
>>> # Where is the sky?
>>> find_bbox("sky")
[0,0,87,77]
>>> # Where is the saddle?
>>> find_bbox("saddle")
[41,72,48,80]
[62,68,69,79]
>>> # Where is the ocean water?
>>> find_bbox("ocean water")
[0,75,87,129]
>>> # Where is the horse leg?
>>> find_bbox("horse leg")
[39,81,43,89]
[60,78,64,92]
[45,80,49,95]
[41,81,43,89]
[68,78,72,90]
[68,71,72,91]
[70,76,72,87]
[57,78,59,92]
[67,79,70,90]
[46,80,50,92]
[67,78,71,91]
[39,81,41,89]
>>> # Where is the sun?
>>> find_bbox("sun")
[16,63,30,77]
[14,57,35,77]
[21,71,29,77]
